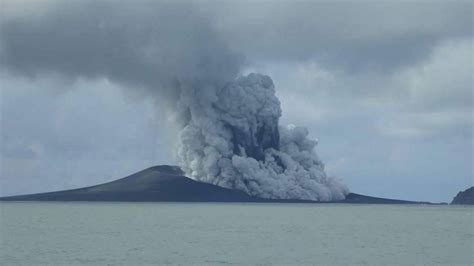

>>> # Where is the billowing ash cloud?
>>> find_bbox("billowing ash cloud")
[0,1,348,200]
[177,73,347,200]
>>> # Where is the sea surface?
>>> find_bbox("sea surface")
[0,202,472,265]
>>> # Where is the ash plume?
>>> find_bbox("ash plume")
[177,74,347,200]
[0,1,348,200]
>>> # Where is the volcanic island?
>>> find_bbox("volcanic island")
[0,165,434,204]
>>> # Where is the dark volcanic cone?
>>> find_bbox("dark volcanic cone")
[0,166,260,202]
[0,165,434,204]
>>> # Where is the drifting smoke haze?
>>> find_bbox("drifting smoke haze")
[0,1,348,200]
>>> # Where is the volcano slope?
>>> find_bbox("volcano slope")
[0,165,429,204]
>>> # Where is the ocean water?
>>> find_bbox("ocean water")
[0,203,472,265]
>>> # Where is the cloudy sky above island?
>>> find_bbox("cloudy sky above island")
[1,0,472,202]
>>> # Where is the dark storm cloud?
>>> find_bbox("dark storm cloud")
[1,0,471,77]
[0,0,241,94]
[201,0,472,72]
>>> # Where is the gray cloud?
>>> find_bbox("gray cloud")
[2,1,472,77]
[201,0,472,71]
[1,0,241,100]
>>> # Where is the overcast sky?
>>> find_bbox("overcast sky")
[1,0,472,202]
